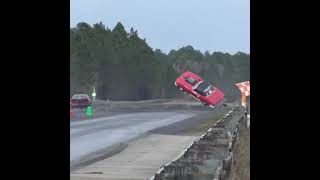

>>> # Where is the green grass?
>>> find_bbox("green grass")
[230,127,250,180]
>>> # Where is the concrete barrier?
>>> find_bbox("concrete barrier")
[228,141,233,152]
[213,161,223,180]
[223,152,233,171]
[150,105,246,180]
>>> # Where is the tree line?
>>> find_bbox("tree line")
[70,22,250,101]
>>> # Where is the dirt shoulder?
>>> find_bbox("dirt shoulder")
[230,123,250,180]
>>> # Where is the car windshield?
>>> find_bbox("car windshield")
[194,81,214,96]
[72,94,88,99]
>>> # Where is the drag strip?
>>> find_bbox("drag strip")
[70,112,196,164]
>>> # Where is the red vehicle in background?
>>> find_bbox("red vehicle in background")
[70,94,92,109]
[174,71,225,108]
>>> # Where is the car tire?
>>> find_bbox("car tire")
[209,105,215,108]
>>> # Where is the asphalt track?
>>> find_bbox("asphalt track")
[70,99,235,170]
[70,112,197,164]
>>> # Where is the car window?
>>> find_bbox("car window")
[194,81,214,96]
[206,86,215,96]
[195,89,206,96]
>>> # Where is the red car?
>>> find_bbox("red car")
[70,94,92,109]
[174,71,225,108]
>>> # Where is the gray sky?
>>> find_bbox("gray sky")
[70,0,250,54]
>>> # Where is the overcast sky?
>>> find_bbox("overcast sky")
[70,0,250,54]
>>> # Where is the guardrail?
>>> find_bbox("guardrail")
[150,105,249,180]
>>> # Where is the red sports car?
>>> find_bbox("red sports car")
[174,71,225,108]
[70,94,92,109]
